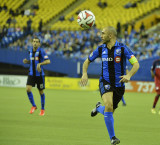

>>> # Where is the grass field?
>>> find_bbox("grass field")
[0,87,160,145]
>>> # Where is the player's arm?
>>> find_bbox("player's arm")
[37,59,51,72]
[80,46,100,86]
[151,62,156,78]
[120,46,140,83]
[37,50,51,72]
[151,70,155,78]
[23,58,30,64]
[80,58,91,86]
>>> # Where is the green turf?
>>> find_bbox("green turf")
[0,87,160,145]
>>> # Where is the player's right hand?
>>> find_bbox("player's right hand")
[80,73,88,86]
[23,58,28,64]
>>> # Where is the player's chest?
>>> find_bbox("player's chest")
[101,48,122,63]
[30,51,40,61]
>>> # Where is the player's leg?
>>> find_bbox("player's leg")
[91,101,105,116]
[121,96,126,106]
[26,76,37,113]
[102,92,120,145]
[37,76,45,116]
[151,92,160,114]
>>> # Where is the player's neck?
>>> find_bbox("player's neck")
[33,47,38,52]
[107,39,116,50]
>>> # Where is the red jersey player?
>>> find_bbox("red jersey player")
[151,59,160,114]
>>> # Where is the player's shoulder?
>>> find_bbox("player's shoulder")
[115,41,128,48]
[97,44,105,49]
[38,47,44,51]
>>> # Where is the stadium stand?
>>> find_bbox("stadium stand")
[51,0,160,30]
[0,0,160,62]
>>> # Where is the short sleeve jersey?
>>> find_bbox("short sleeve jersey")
[88,41,138,87]
[29,47,49,76]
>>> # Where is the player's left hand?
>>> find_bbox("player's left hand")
[119,75,131,83]
[37,63,41,72]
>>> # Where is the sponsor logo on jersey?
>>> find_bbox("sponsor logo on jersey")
[102,57,113,61]
[36,52,39,56]
[30,57,34,60]
[105,84,110,90]
[116,49,121,55]
[115,56,121,63]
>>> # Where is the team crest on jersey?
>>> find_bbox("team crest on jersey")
[116,49,121,55]
[104,84,110,90]
[90,52,93,57]
[115,56,121,63]
[36,52,39,56]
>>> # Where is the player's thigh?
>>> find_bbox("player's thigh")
[102,92,113,105]
[102,92,113,111]
[113,87,125,109]
[36,76,45,91]
[26,76,35,92]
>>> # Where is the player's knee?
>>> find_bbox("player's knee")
[39,90,43,95]
[26,87,31,93]
[104,103,113,112]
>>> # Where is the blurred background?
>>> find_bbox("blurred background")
[0,0,160,81]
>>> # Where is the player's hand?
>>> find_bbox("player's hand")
[23,58,29,64]
[80,73,88,86]
[37,63,41,72]
[119,75,131,83]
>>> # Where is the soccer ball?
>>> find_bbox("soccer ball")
[77,10,95,29]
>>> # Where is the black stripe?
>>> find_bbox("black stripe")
[121,47,124,87]
[98,46,103,78]
[39,50,42,76]
[108,47,115,87]
[32,51,36,76]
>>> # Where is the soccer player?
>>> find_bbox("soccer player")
[151,59,160,114]
[23,37,50,116]
[80,26,139,145]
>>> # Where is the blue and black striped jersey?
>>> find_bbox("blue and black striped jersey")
[88,41,137,87]
[29,47,49,76]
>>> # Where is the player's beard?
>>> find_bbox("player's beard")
[33,44,38,49]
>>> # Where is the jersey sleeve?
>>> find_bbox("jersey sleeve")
[88,46,100,62]
[41,49,49,60]
[124,45,138,65]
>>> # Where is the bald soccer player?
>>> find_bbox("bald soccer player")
[80,26,139,145]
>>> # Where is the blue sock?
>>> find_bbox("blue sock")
[121,96,126,104]
[40,93,45,110]
[104,112,115,140]
[27,92,36,107]
[97,106,105,115]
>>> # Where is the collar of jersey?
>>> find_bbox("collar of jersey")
[32,47,40,52]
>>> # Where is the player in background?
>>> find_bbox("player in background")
[151,59,160,114]
[23,37,50,116]
[80,26,139,145]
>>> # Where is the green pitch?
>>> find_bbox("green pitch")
[0,87,160,145]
